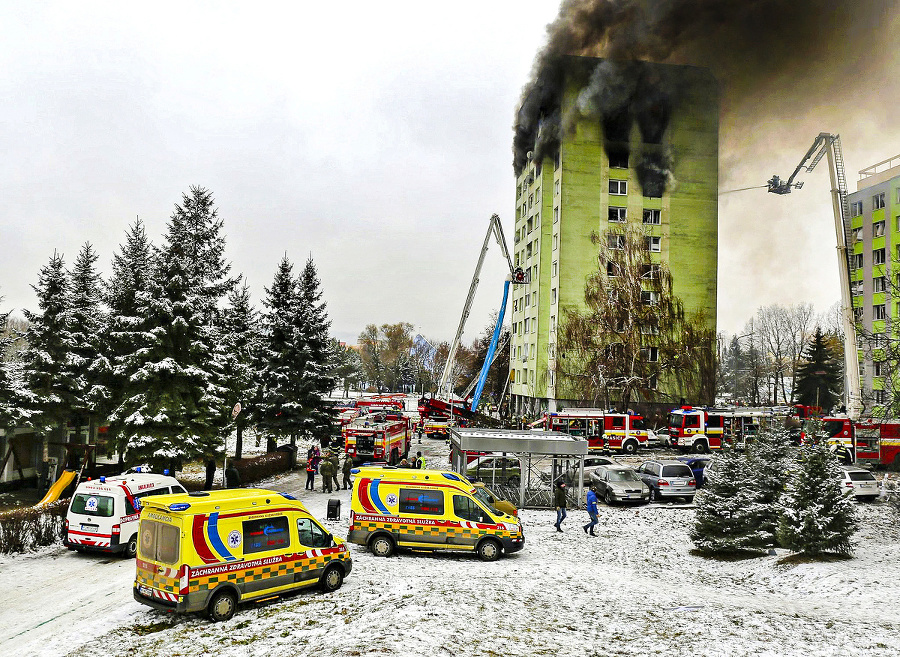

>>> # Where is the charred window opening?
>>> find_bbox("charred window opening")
[608,147,629,169]
[636,154,668,198]
[602,109,632,143]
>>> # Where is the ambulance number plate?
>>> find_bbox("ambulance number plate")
[81,524,99,532]
[139,584,153,597]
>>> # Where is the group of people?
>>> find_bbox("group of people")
[398,452,426,469]
[553,480,600,536]
[305,446,353,493]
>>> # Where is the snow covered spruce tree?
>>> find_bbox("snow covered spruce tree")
[745,425,796,549]
[690,447,768,553]
[68,242,110,441]
[109,187,236,466]
[777,432,858,557]
[21,252,78,451]
[0,299,27,433]
[254,256,304,451]
[105,219,154,459]
[254,256,335,450]
[220,282,258,459]
[295,257,336,444]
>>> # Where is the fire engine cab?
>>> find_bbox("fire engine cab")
[667,406,775,452]
[343,414,411,465]
[799,412,900,467]
[540,409,654,454]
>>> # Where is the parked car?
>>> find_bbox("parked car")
[654,428,672,447]
[561,456,618,486]
[636,459,696,502]
[677,456,712,488]
[839,465,880,501]
[589,465,649,505]
[466,455,522,486]
[472,481,518,517]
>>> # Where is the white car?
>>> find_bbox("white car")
[562,456,618,485]
[839,465,880,501]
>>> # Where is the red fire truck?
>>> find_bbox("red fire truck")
[539,409,654,454]
[794,409,900,467]
[343,415,411,465]
[667,406,776,452]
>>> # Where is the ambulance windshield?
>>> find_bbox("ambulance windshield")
[473,488,501,516]
[71,493,115,517]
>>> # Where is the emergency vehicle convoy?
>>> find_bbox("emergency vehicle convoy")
[537,409,654,454]
[64,471,186,556]
[343,413,411,465]
[133,489,352,622]
[348,466,524,561]
[667,406,777,452]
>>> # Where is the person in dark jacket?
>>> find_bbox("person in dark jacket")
[305,458,316,490]
[553,480,567,532]
[328,452,341,491]
[342,455,353,490]
[319,458,334,493]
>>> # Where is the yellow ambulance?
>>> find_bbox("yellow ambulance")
[348,467,524,561]
[133,489,352,621]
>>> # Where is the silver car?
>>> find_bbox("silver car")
[636,459,696,502]
[562,456,618,486]
[589,465,649,505]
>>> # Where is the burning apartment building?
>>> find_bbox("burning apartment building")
[508,57,718,415]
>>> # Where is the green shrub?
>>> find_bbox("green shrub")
[0,499,69,554]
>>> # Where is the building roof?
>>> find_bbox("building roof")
[450,428,588,456]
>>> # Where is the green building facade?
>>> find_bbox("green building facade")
[848,156,900,412]
[508,59,718,415]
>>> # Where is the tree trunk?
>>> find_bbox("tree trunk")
[235,424,243,460]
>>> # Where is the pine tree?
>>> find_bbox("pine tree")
[0,301,26,432]
[68,242,109,440]
[777,434,858,556]
[745,425,796,549]
[21,252,79,443]
[295,256,335,445]
[690,447,769,553]
[220,282,258,459]
[105,219,154,458]
[109,189,234,466]
[254,256,306,449]
[794,327,842,412]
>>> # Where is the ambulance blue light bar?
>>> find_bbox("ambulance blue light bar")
[168,503,191,512]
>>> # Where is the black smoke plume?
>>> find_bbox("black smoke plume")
[513,0,895,183]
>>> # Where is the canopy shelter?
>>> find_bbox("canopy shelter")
[449,427,589,509]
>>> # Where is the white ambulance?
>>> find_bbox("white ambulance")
[64,470,186,557]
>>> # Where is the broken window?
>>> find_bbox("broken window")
[874,193,886,210]
[851,201,863,217]
[609,206,626,223]
[874,220,886,237]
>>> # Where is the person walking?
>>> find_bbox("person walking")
[342,454,353,490]
[553,480,567,532]
[583,486,600,536]
[329,452,341,491]
[320,457,334,493]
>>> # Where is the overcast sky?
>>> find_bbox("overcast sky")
[2,1,899,345]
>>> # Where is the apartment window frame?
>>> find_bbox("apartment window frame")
[874,248,886,265]
[850,201,863,217]
[874,220,886,237]
[642,209,661,225]
[874,192,886,210]
[609,180,627,195]
[608,206,627,223]
[874,304,886,320]
[608,233,625,250]
[645,236,661,252]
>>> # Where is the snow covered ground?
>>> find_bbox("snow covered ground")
[3,439,900,657]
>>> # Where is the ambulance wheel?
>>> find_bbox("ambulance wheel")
[476,538,502,562]
[622,440,638,455]
[369,533,395,558]
[207,589,237,622]
[123,534,138,558]
[320,565,344,592]
[692,440,709,454]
